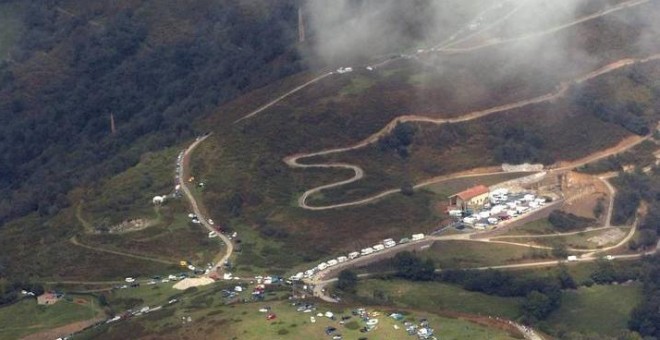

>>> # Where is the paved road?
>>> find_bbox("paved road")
[178,135,233,276]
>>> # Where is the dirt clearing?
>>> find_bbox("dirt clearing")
[588,228,626,246]
[173,277,215,290]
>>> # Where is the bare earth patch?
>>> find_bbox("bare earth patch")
[173,277,215,290]
[21,318,103,340]
[588,228,626,246]
[562,192,607,220]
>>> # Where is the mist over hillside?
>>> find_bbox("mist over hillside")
[1,0,657,228]
[305,0,660,65]
[1,2,660,339]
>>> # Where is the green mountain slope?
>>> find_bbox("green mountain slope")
[0,0,302,226]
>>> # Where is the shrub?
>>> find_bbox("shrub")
[548,211,593,231]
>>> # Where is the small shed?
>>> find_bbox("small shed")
[152,196,165,205]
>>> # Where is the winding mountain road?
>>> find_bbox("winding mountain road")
[286,54,660,210]
[178,135,234,275]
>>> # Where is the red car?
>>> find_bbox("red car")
[266,313,277,320]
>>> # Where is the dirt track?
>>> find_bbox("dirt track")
[178,135,234,276]
[69,236,176,265]
[287,54,660,211]
[308,172,644,304]
[438,0,650,54]
[20,317,104,340]
[233,72,334,123]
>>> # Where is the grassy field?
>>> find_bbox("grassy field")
[78,210,220,267]
[423,172,536,198]
[339,74,377,96]
[501,219,557,235]
[80,291,517,340]
[106,284,182,312]
[0,296,101,340]
[221,303,516,340]
[0,142,220,280]
[419,241,551,269]
[545,283,642,337]
[355,279,523,320]
[79,147,181,227]
[502,227,631,250]
[0,210,179,280]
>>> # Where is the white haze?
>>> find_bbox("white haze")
[304,0,659,66]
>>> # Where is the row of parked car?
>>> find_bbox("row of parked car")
[292,234,426,280]
[450,189,551,230]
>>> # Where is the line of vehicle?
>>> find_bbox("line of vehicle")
[177,134,234,276]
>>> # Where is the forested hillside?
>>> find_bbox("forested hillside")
[0,0,302,225]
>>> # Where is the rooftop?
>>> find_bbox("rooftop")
[452,185,489,200]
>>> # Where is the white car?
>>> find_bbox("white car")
[125,277,135,283]
[383,239,396,248]
[361,247,374,256]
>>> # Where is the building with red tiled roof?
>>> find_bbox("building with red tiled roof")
[449,185,489,210]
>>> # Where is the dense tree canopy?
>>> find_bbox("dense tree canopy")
[0,0,303,225]
[336,269,358,293]
[628,255,660,338]
[548,211,594,232]
[393,251,435,281]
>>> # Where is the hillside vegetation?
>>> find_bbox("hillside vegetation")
[0,0,659,286]
[189,0,660,267]
[0,0,302,227]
